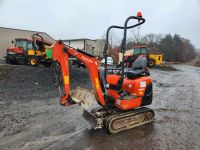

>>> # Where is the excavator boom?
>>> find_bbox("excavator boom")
[52,41,105,107]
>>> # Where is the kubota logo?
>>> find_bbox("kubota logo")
[81,56,93,64]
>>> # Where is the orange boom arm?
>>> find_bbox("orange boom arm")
[52,41,106,107]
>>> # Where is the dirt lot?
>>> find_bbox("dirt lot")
[0,64,200,150]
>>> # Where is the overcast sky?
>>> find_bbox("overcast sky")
[0,0,199,49]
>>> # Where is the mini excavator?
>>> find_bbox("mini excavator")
[52,12,155,133]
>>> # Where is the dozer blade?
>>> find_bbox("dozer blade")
[82,109,103,129]
[106,107,155,133]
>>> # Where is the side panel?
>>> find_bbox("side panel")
[122,76,152,97]
[27,50,35,55]
[45,48,52,59]
[115,97,142,110]
[106,76,153,110]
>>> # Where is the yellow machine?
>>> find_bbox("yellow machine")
[27,49,47,66]
[27,50,43,56]
[119,46,163,67]
[5,33,53,67]
[149,53,163,67]
[28,33,53,67]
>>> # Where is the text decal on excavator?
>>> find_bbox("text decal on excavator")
[81,56,93,64]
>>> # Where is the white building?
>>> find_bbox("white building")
[0,27,106,60]
[63,38,105,57]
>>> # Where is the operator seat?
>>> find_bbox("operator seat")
[126,55,149,79]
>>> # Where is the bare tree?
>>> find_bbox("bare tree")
[103,30,197,63]
[102,30,120,48]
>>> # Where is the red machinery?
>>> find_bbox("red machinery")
[5,34,52,66]
[52,12,154,133]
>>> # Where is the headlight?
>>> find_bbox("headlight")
[7,51,15,54]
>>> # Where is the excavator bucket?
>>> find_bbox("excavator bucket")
[82,109,103,129]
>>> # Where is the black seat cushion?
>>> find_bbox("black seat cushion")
[126,69,146,78]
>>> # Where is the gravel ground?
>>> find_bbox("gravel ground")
[0,59,6,64]
[0,64,200,150]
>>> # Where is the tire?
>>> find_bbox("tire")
[29,57,39,66]
[43,61,51,67]
[24,59,28,65]
[5,58,17,64]
[10,60,19,65]
[148,59,155,67]
[5,58,11,64]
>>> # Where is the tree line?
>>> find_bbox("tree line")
[108,33,197,63]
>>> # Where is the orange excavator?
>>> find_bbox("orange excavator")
[52,12,154,133]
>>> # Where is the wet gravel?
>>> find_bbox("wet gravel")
[0,64,200,150]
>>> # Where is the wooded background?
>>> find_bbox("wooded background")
[107,33,197,63]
